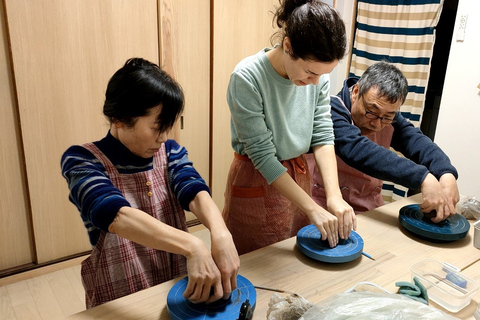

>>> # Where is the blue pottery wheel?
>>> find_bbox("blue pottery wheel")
[296,224,364,263]
[399,204,470,242]
[167,274,256,320]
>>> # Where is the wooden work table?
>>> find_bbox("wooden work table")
[69,194,480,319]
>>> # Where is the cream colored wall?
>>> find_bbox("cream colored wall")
[435,0,480,198]
[329,0,357,95]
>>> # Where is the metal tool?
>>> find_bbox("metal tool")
[254,285,299,296]
[362,252,375,260]
[424,273,469,294]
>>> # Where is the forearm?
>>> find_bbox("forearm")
[392,119,458,182]
[108,206,204,258]
[189,191,233,247]
[439,173,460,207]
[312,145,342,199]
[439,173,457,187]
[188,191,240,285]
[272,172,341,246]
[188,191,231,238]
[271,173,322,218]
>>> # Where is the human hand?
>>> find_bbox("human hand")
[439,173,460,217]
[308,206,339,247]
[210,230,240,300]
[183,239,223,304]
[326,195,357,240]
[420,173,449,223]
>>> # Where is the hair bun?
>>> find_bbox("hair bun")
[124,57,151,68]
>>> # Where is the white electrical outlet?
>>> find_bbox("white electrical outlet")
[456,14,467,42]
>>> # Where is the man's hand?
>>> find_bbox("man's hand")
[420,173,449,223]
[439,173,460,217]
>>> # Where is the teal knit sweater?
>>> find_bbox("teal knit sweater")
[227,48,335,184]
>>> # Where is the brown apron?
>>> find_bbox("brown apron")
[222,153,311,255]
[307,101,394,213]
[80,142,187,308]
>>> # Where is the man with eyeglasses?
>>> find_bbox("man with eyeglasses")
[306,61,459,223]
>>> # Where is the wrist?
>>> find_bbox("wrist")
[421,173,435,188]
[183,235,207,259]
[440,173,456,181]
[210,227,233,243]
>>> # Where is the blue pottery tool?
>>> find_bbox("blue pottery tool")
[296,224,364,263]
[399,204,470,242]
[167,274,256,320]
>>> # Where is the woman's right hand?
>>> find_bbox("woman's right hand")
[326,194,356,240]
[108,207,226,304]
[210,230,240,299]
[270,173,340,247]
[183,238,223,304]
[307,206,339,248]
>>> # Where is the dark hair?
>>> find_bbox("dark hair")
[272,0,347,62]
[357,61,409,105]
[103,58,184,132]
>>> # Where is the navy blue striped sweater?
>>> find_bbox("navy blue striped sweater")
[61,131,210,246]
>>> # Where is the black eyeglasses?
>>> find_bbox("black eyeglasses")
[358,94,397,124]
[364,108,397,124]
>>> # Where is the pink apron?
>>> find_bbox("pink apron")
[307,104,394,214]
[80,143,187,308]
[222,153,311,255]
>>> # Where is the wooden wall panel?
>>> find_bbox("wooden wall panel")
[4,0,159,263]
[159,0,210,222]
[160,0,210,182]
[211,0,279,209]
[0,0,34,270]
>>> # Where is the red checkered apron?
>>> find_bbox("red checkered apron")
[80,143,187,308]
[222,153,311,254]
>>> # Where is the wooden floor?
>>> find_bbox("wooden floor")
[0,225,210,320]
[1,260,86,320]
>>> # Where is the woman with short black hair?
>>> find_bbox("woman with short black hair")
[62,58,239,308]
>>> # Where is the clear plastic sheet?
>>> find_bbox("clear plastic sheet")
[299,291,459,320]
[266,282,459,320]
[457,195,480,220]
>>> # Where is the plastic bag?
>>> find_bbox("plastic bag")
[267,292,315,320]
[457,195,480,220]
[299,291,458,320]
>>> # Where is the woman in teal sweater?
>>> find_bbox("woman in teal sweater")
[222,0,356,254]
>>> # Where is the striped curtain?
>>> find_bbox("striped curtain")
[349,0,444,203]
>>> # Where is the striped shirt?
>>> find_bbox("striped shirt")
[61,131,209,246]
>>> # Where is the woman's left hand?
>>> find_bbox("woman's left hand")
[210,230,240,300]
[327,195,357,240]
